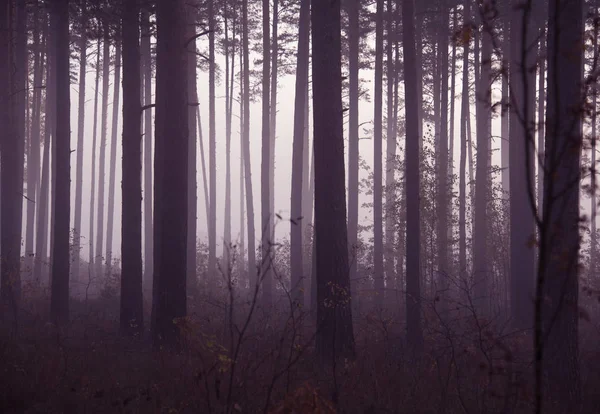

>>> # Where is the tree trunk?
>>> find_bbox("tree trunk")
[373,0,384,298]
[269,0,278,254]
[88,39,101,281]
[106,41,121,276]
[208,0,217,280]
[187,2,198,297]
[141,6,153,289]
[152,0,189,347]
[312,0,355,362]
[96,20,110,277]
[403,0,423,350]
[50,0,71,324]
[120,0,143,336]
[459,0,469,281]
[73,1,87,282]
[509,0,539,331]
[242,0,257,287]
[347,0,360,290]
[290,0,310,307]
[261,0,272,307]
[223,5,232,276]
[539,0,582,410]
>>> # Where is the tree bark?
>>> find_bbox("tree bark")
[208,0,217,279]
[373,0,384,298]
[459,0,469,281]
[312,0,355,362]
[187,1,198,297]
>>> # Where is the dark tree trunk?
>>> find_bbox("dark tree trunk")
[152,0,189,347]
[459,0,469,280]
[50,0,71,324]
[539,0,582,410]
[106,41,121,276]
[261,0,273,307]
[403,0,423,349]
[373,0,384,298]
[223,4,232,275]
[347,0,360,288]
[73,1,87,282]
[187,1,198,297]
[509,0,539,331]
[312,0,355,361]
[120,0,143,336]
[290,0,310,307]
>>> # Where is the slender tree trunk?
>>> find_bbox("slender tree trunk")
[347,0,360,289]
[96,21,110,277]
[448,6,457,261]
[373,0,384,298]
[208,0,217,279]
[290,0,310,307]
[459,0,469,280]
[437,0,449,291]
[312,0,355,361]
[106,41,121,276]
[152,0,189,347]
[242,0,257,288]
[269,0,278,250]
[88,40,101,281]
[197,107,210,238]
[187,1,198,296]
[50,0,71,324]
[403,0,423,350]
[261,0,272,306]
[141,7,153,289]
[120,0,143,336]
[73,1,87,282]
[224,7,233,275]
[26,3,44,280]
[239,45,246,278]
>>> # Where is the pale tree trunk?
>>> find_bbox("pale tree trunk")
[50,0,71,324]
[88,40,101,282]
[142,6,153,289]
[106,41,121,276]
[403,0,423,350]
[197,107,209,238]
[269,0,278,251]
[290,0,310,306]
[73,1,87,282]
[120,0,143,336]
[96,21,110,277]
[501,2,510,197]
[239,40,245,278]
[242,0,257,287]
[261,0,272,307]
[207,0,217,280]
[223,5,233,276]
[26,3,44,280]
[312,0,355,361]
[373,0,384,298]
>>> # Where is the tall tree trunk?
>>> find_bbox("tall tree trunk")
[50,0,71,324]
[590,22,596,271]
[510,0,539,330]
[208,0,217,279]
[239,44,245,278]
[347,0,360,289]
[384,0,396,292]
[312,0,355,361]
[34,18,51,286]
[73,1,87,282]
[403,0,423,349]
[261,0,272,306]
[269,0,278,252]
[437,0,449,291]
[152,0,189,347]
[448,6,457,260]
[96,21,110,277]
[26,3,44,280]
[501,1,510,197]
[88,39,101,281]
[120,0,143,336]
[373,0,384,298]
[224,6,232,275]
[290,0,310,307]
[539,0,582,410]
[187,2,198,297]
[0,0,22,314]
[472,1,492,312]
[141,6,153,289]
[106,41,121,276]
[459,0,469,280]
[242,0,257,286]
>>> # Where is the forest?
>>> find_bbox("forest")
[0,0,596,412]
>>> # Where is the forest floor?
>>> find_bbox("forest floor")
[2,289,600,414]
